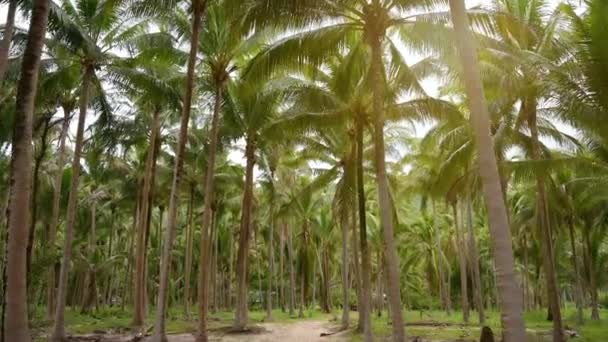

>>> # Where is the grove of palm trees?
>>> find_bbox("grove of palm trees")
[0,0,607,341]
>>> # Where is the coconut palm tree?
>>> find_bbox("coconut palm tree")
[0,0,17,85]
[147,0,210,339]
[448,0,526,340]
[4,0,51,341]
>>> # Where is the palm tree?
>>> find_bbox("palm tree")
[224,76,286,331]
[4,0,51,341]
[448,0,526,340]
[150,0,209,340]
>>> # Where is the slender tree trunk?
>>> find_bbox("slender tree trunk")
[184,185,195,316]
[453,202,469,323]
[227,224,234,310]
[355,114,372,341]
[466,197,485,325]
[4,1,50,340]
[26,116,50,280]
[266,201,274,320]
[0,0,17,85]
[449,0,526,340]
[47,106,71,320]
[526,96,564,342]
[584,229,600,320]
[433,201,449,314]
[132,108,161,328]
[340,207,350,328]
[51,64,94,342]
[351,206,363,333]
[196,83,224,341]
[567,217,584,325]
[279,223,285,312]
[367,14,406,341]
[234,136,255,330]
[287,223,296,316]
[151,1,207,340]
[81,202,98,314]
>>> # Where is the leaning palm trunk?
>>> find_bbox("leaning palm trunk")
[355,115,373,341]
[150,1,207,340]
[0,0,17,85]
[51,64,94,342]
[368,29,406,342]
[132,108,161,329]
[184,186,195,316]
[526,97,564,342]
[234,136,255,330]
[47,105,71,320]
[196,85,223,342]
[4,0,50,340]
[448,0,526,340]
[453,202,469,323]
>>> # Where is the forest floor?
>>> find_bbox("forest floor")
[31,307,608,342]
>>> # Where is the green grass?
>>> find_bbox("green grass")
[353,307,608,341]
[31,306,607,341]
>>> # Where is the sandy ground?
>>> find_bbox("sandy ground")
[162,320,349,342]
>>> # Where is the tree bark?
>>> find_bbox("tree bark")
[367,8,406,339]
[0,0,17,85]
[279,223,285,312]
[47,105,72,320]
[4,1,50,340]
[234,136,255,330]
[449,0,526,340]
[453,202,469,323]
[151,1,207,340]
[355,114,372,341]
[340,212,350,328]
[51,64,94,342]
[132,108,162,329]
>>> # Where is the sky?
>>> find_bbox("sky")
[0,0,578,171]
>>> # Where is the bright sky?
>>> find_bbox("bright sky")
[0,0,576,170]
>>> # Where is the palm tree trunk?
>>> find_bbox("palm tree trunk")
[0,0,17,85]
[234,136,255,330]
[279,223,285,312]
[355,114,372,341]
[47,105,71,320]
[526,96,564,342]
[351,206,363,332]
[132,108,162,329]
[433,201,448,314]
[266,203,275,320]
[4,1,50,339]
[466,197,485,325]
[151,1,207,340]
[184,185,195,316]
[27,116,51,282]
[584,229,600,320]
[51,64,94,342]
[368,22,406,342]
[448,0,526,339]
[81,202,98,314]
[453,202,469,323]
[196,83,223,341]
[340,212,350,328]
[567,217,583,325]
[287,223,296,316]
